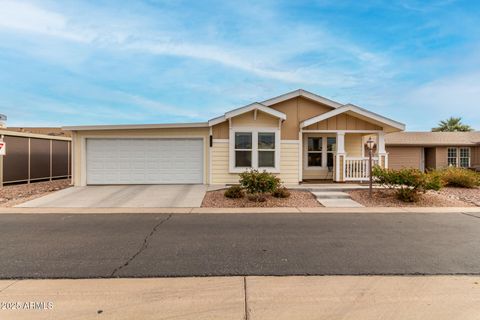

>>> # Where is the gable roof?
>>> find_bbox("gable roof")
[208,102,286,126]
[386,131,480,146]
[300,104,406,132]
[261,89,343,109]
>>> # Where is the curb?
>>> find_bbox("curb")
[0,207,479,215]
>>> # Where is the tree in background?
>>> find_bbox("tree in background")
[432,117,473,132]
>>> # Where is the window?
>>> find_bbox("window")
[326,137,336,168]
[307,136,336,168]
[307,137,322,167]
[447,147,457,167]
[230,129,279,172]
[258,132,275,167]
[447,147,471,168]
[459,147,470,168]
[234,132,252,167]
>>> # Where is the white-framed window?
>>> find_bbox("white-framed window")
[307,137,322,167]
[305,135,336,169]
[234,132,252,167]
[448,147,471,168]
[229,128,280,173]
[447,147,457,167]
[459,147,471,168]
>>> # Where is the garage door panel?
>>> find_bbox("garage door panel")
[86,138,203,184]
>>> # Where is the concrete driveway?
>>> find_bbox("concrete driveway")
[17,185,208,208]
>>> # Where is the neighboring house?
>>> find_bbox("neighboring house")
[65,89,407,186]
[0,129,72,186]
[385,131,480,171]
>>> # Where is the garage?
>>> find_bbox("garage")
[86,138,203,184]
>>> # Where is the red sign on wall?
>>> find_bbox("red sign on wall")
[0,142,6,156]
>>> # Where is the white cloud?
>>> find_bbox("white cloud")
[0,0,93,42]
[0,0,390,87]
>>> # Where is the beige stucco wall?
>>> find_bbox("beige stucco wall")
[210,141,299,185]
[386,146,423,170]
[72,127,210,186]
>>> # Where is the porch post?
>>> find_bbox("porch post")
[377,131,388,168]
[335,132,346,182]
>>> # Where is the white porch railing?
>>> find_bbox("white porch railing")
[344,157,379,181]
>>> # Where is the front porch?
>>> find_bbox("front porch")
[298,104,404,183]
[300,131,388,182]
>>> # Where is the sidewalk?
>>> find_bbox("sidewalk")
[0,206,479,214]
[0,276,479,319]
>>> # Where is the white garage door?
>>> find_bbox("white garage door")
[86,138,203,184]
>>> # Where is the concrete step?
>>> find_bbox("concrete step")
[318,199,365,208]
[312,191,351,199]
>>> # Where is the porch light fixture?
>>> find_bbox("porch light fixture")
[365,137,376,198]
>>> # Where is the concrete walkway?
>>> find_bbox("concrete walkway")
[0,276,478,319]
[16,185,208,208]
[312,190,364,207]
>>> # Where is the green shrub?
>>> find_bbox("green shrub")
[239,169,281,201]
[425,171,443,191]
[239,169,281,194]
[372,166,440,202]
[272,187,291,198]
[224,186,244,199]
[439,167,480,188]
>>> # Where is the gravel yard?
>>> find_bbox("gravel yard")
[437,187,480,206]
[349,188,476,207]
[202,189,321,208]
[0,179,71,207]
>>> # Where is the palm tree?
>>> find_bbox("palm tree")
[432,117,473,132]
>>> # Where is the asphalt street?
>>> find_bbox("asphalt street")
[0,212,479,278]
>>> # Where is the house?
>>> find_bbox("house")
[385,131,480,171]
[64,89,479,186]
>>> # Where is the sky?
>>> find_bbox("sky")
[0,0,479,130]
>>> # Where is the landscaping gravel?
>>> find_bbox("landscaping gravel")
[349,188,475,207]
[438,187,480,206]
[0,179,71,207]
[201,189,321,207]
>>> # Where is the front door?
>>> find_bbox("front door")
[303,134,336,180]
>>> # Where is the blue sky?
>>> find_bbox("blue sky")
[0,0,479,130]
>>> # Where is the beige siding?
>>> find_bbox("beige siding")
[231,110,278,128]
[212,121,229,139]
[210,141,299,185]
[211,141,237,184]
[386,146,423,170]
[345,133,363,157]
[472,146,480,166]
[269,97,334,140]
[72,127,210,186]
[435,147,448,168]
[305,114,382,131]
[279,143,300,184]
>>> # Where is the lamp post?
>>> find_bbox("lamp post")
[365,137,376,198]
